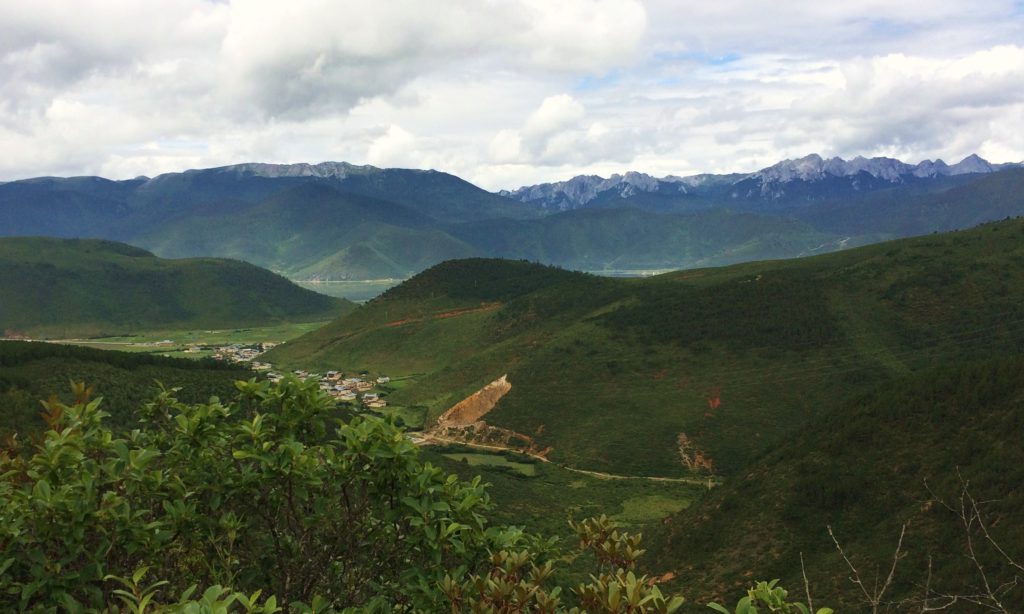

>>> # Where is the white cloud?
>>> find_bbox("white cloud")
[522,95,586,146]
[366,124,418,168]
[0,1,1023,189]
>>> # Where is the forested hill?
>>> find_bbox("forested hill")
[649,356,1024,610]
[0,340,252,435]
[267,217,1024,480]
[0,237,351,338]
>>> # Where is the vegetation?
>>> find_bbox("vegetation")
[0,377,807,612]
[267,217,1024,478]
[0,237,350,338]
[649,356,1024,610]
[0,340,251,435]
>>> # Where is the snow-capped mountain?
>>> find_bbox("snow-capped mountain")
[502,154,1022,211]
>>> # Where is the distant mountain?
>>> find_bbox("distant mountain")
[0,237,351,337]
[3,156,1024,282]
[0,161,534,242]
[0,162,543,280]
[501,153,1023,211]
[448,207,847,272]
[0,163,858,280]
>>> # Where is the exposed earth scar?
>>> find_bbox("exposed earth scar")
[414,375,717,486]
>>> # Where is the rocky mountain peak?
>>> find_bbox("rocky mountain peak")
[501,153,1019,209]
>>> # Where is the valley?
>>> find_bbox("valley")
[8,3,1024,609]
[3,160,1024,611]
[266,219,1024,481]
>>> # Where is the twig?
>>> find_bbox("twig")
[800,552,815,614]
[828,523,906,614]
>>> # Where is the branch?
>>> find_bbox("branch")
[800,552,815,614]
[828,523,907,614]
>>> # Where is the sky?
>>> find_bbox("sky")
[1,0,1023,190]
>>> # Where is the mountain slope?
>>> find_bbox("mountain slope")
[448,207,842,271]
[4,157,1024,282]
[0,237,351,337]
[0,340,251,434]
[266,217,1024,478]
[131,183,481,279]
[648,356,1024,610]
[794,167,1024,236]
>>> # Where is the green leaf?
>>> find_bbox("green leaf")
[32,479,51,502]
[0,557,16,576]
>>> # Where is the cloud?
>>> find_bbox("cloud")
[522,95,586,147]
[488,93,655,169]
[795,46,1024,160]
[366,124,418,167]
[218,0,646,118]
[0,1,1023,189]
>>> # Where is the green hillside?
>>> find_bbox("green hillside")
[0,237,352,337]
[0,340,252,435]
[135,183,849,280]
[133,183,481,280]
[649,356,1024,610]
[266,218,1024,479]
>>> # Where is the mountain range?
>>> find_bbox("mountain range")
[501,153,1022,211]
[1,154,1023,280]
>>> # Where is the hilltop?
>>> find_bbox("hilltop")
[267,218,1024,479]
[0,237,352,338]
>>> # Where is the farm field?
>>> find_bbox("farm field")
[50,321,332,359]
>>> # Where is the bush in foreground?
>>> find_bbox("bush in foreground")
[0,378,825,612]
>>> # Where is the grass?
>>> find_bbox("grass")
[65,321,330,345]
[55,321,332,358]
[365,404,427,430]
[650,356,1024,610]
[425,444,703,555]
[613,495,691,524]
[441,452,538,476]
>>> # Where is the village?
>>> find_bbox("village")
[210,343,390,409]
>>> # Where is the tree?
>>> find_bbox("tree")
[0,377,815,612]
[0,377,505,610]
